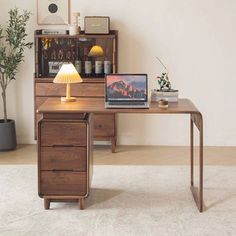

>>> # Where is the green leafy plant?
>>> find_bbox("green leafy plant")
[0,8,33,122]
[155,56,172,91]
[157,72,171,91]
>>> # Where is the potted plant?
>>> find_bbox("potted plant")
[155,56,172,91]
[0,8,33,151]
[150,56,179,103]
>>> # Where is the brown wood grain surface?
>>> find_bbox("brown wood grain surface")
[35,97,48,138]
[36,97,48,108]
[40,171,87,196]
[35,78,105,83]
[40,121,87,147]
[35,83,105,97]
[40,147,87,171]
[38,98,201,115]
[93,114,115,137]
[35,30,118,39]
[38,113,93,209]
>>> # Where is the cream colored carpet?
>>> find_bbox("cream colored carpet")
[0,165,236,236]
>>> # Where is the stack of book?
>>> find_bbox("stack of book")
[151,89,179,102]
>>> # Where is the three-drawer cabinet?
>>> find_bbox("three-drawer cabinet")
[38,113,93,209]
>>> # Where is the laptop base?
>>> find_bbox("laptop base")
[105,102,149,109]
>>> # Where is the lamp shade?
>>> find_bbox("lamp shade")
[88,45,104,57]
[53,63,83,84]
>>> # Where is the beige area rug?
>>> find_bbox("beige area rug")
[0,165,236,236]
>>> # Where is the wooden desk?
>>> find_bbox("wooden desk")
[38,98,204,212]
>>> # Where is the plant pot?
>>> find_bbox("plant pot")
[0,119,17,151]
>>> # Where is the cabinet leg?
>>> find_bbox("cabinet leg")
[79,198,85,210]
[44,198,50,210]
[112,138,116,153]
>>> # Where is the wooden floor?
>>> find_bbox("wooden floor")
[0,145,235,165]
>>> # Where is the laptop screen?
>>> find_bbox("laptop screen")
[105,74,148,101]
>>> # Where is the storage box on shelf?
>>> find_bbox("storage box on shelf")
[34,30,118,152]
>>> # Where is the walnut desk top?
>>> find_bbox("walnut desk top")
[37,98,201,116]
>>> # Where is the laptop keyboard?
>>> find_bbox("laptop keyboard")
[109,101,145,106]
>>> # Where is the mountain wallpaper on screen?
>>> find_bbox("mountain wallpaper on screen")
[107,80,146,99]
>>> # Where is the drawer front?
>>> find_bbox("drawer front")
[35,83,104,97]
[40,122,87,147]
[93,114,115,137]
[40,171,87,196]
[40,147,87,171]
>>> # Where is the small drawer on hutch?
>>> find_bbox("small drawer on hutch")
[40,122,87,147]
[40,147,87,171]
[94,114,115,137]
[40,171,87,196]
[35,83,104,97]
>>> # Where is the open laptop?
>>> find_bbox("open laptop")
[105,74,149,108]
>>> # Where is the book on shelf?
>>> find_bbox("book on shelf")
[151,89,179,102]
[41,29,68,35]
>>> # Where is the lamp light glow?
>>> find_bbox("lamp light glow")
[88,45,104,57]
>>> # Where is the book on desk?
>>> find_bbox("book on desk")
[151,89,179,102]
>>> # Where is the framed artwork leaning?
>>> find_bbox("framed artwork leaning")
[37,0,70,25]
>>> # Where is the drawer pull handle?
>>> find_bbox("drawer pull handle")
[52,145,75,148]
[51,169,82,172]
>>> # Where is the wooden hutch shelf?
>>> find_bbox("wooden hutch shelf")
[34,30,118,152]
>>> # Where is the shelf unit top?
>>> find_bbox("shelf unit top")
[35,30,118,39]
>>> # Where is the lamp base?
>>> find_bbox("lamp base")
[61,97,76,102]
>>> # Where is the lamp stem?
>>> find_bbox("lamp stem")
[61,83,76,102]
[66,83,71,99]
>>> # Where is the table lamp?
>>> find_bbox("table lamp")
[53,63,83,102]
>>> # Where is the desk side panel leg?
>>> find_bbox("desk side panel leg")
[199,113,203,212]
[190,113,204,212]
[190,117,194,186]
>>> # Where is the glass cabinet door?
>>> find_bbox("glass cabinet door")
[35,31,117,78]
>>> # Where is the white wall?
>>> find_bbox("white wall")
[0,0,236,146]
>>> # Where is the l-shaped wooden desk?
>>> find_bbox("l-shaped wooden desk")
[37,98,204,212]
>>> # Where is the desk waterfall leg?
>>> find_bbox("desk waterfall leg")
[190,113,204,212]
[190,118,194,186]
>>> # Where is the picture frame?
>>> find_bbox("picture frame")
[37,0,70,25]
